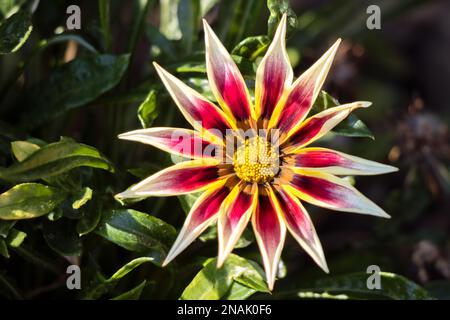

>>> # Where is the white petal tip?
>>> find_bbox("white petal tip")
[161,258,171,267]
[360,101,372,108]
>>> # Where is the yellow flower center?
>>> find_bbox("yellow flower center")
[233,136,279,184]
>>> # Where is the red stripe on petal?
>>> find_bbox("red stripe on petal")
[276,188,312,242]
[214,68,252,122]
[282,113,333,150]
[275,82,314,134]
[292,149,351,168]
[191,184,230,225]
[252,187,286,290]
[119,161,224,198]
[290,173,349,208]
[119,128,222,159]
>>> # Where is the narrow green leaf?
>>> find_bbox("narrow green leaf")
[138,90,158,128]
[111,280,147,300]
[84,257,153,300]
[95,209,176,265]
[0,183,65,220]
[297,272,433,300]
[0,138,114,182]
[178,0,201,53]
[72,187,93,209]
[180,254,269,300]
[22,54,130,128]
[0,10,32,54]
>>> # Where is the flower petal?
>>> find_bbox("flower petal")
[269,39,341,142]
[252,186,286,290]
[203,20,255,127]
[163,179,233,266]
[282,101,371,153]
[279,168,390,218]
[116,159,231,199]
[255,14,293,126]
[283,147,398,176]
[275,187,328,273]
[153,62,235,138]
[217,182,258,267]
[118,127,224,160]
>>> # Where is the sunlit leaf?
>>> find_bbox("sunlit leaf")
[0,137,114,182]
[0,183,65,220]
[232,35,270,61]
[138,90,158,128]
[180,254,269,300]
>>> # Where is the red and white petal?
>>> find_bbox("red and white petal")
[280,168,390,218]
[282,101,371,153]
[275,187,328,273]
[255,14,293,126]
[284,147,398,176]
[116,159,228,199]
[163,179,233,266]
[203,20,255,125]
[268,39,341,142]
[118,127,223,160]
[252,186,286,290]
[217,183,258,267]
[153,63,235,138]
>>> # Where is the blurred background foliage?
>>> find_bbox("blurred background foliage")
[0,0,449,300]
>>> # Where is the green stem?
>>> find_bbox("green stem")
[99,0,113,52]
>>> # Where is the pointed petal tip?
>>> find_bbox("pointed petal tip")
[360,101,372,108]
[161,258,171,267]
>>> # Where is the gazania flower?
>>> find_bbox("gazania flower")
[117,14,397,290]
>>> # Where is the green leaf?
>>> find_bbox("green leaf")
[0,183,65,220]
[333,114,375,139]
[0,220,16,237]
[5,228,26,247]
[138,90,158,128]
[312,91,374,139]
[95,209,176,265]
[180,254,269,300]
[11,141,40,162]
[0,10,32,54]
[0,240,9,258]
[72,187,93,210]
[222,281,257,300]
[43,219,82,256]
[0,137,114,182]
[297,272,433,300]
[178,192,201,214]
[267,0,297,38]
[76,198,102,236]
[111,280,147,300]
[84,257,153,300]
[22,54,130,128]
[231,35,270,61]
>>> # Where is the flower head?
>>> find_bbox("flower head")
[116,14,397,290]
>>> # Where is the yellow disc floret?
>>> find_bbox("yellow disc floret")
[233,136,279,184]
